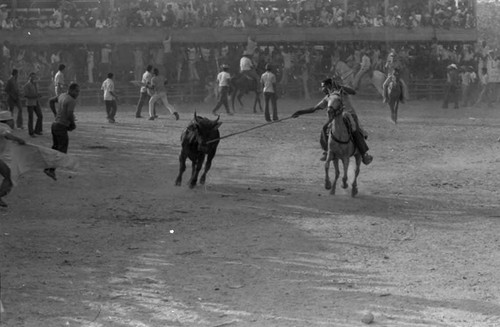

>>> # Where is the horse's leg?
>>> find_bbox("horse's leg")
[351,154,362,197]
[189,154,205,188]
[389,100,396,124]
[324,152,332,190]
[394,100,399,124]
[231,92,237,113]
[200,150,216,185]
[175,152,188,186]
[341,158,349,189]
[331,159,340,195]
[237,92,244,111]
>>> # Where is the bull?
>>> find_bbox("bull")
[175,112,222,188]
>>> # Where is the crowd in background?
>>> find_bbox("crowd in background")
[0,0,476,31]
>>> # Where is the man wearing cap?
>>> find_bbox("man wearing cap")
[212,64,232,116]
[4,69,23,129]
[260,64,278,122]
[23,72,43,137]
[148,68,179,121]
[442,63,460,109]
[291,78,373,165]
[240,50,261,91]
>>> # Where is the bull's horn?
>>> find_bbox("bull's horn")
[194,111,200,122]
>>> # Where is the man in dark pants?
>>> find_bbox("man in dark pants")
[292,78,373,165]
[212,64,232,115]
[4,69,24,129]
[23,72,43,137]
[442,63,460,109]
[44,83,79,181]
[135,64,153,118]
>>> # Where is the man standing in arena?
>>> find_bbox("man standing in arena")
[23,72,43,137]
[48,64,66,117]
[148,68,179,121]
[4,69,23,129]
[101,73,118,123]
[211,64,232,116]
[135,65,153,118]
[44,83,80,181]
[442,64,460,109]
[260,64,278,122]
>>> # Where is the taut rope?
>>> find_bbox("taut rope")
[207,116,294,144]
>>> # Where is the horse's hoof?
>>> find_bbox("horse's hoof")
[189,183,196,189]
[325,181,331,190]
[200,178,206,185]
[175,179,181,186]
[330,189,336,195]
[351,187,358,197]
[342,183,348,189]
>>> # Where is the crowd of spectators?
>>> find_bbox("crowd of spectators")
[0,0,476,31]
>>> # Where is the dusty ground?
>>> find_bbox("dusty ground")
[1,95,500,327]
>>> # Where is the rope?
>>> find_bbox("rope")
[207,116,295,144]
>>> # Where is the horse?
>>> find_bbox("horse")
[229,72,262,113]
[385,75,404,124]
[331,60,385,97]
[324,91,362,197]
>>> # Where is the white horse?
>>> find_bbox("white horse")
[331,60,385,97]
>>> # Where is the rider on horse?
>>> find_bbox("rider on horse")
[383,67,405,104]
[383,50,408,101]
[291,77,373,165]
[240,50,261,91]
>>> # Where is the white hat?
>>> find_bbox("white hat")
[0,111,13,121]
[448,64,457,69]
[0,4,7,8]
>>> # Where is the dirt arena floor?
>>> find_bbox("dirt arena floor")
[1,95,500,327]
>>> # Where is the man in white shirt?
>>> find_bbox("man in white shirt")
[211,64,232,115]
[260,64,278,122]
[54,64,66,96]
[148,68,179,121]
[101,73,118,123]
[135,65,153,118]
[240,50,261,91]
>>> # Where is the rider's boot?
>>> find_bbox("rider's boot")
[352,130,373,165]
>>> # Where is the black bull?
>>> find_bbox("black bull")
[175,113,222,188]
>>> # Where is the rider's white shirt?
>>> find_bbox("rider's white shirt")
[240,56,252,71]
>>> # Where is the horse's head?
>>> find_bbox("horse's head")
[327,91,344,119]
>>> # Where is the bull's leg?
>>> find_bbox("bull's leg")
[351,154,362,197]
[331,159,340,195]
[200,152,216,185]
[175,153,188,186]
[189,154,205,188]
[341,158,349,189]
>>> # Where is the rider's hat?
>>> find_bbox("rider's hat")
[221,64,229,70]
[243,50,251,56]
[265,63,272,71]
[448,63,458,70]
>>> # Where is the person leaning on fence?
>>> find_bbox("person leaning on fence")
[23,72,43,137]
[44,83,80,182]
[4,69,24,129]
[442,63,460,109]
[148,68,179,121]
[135,64,153,118]
[0,111,26,207]
[212,64,233,116]
[260,63,278,122]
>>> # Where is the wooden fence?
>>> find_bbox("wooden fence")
[1,78,447,110]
